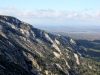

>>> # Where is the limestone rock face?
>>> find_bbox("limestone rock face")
[0,15,99,75]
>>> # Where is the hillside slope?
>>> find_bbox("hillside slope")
[0,15,100,75]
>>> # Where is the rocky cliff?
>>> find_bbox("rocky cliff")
[0,15,100,75]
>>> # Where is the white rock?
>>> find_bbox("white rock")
[44,33,53,43]
[45,70,49,75]
[56,34,61,36]
[74,53,80,65]
[55,64,62,70]
[53,52,60,58]
[35,50,43,57]
[0,32,7,38]
[52,43,61,54]
[63,59,70,69]
[11,24,16,29]
[55,39,60,45]
[70,39,76,45]
[88,65,92,69]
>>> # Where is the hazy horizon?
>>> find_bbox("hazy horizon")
[0,0,100,27]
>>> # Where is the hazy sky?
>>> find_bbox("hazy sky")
[0,0,100,26]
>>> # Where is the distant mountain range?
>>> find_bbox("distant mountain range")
[0,15,100,75]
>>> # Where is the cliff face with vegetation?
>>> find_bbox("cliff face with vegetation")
[0,15,100,75]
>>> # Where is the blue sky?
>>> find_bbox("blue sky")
[0,0,100,26]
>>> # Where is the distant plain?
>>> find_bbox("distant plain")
[34,25,100,40]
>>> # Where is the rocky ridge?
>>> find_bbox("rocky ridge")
[0,15,100,75]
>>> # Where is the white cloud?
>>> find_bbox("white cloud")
[0,7,18,16]
[95,10,100,17]
[0,7,100,25]
[81,13,91,18]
